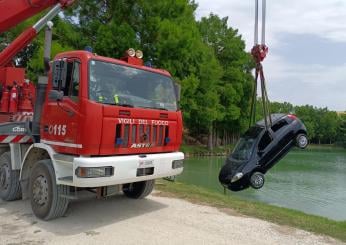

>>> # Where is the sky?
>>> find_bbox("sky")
[195,0,346,111]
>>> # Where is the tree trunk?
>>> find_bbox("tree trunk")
[222,129,225,146]
[207,125,213,151]
[215,128,219,147]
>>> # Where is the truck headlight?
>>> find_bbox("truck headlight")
[135,50,143,59]
[127,48,136,57]
[75,167,114,178]
[231,172,244,183]
[172,159,184,169]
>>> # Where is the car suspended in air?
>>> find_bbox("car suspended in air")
[219,114,308,192]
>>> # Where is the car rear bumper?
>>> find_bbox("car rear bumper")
[55,152,184,187]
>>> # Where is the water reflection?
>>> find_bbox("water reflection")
[178,149,346,221]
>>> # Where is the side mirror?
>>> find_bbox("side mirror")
[174,83,181,102]
[48,90,63,102]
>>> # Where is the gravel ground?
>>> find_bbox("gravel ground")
[0,191,343,245]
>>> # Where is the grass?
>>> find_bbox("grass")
[156,180,346,242]
[307,144,345,151]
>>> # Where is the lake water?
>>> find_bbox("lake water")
[178,148,346,221]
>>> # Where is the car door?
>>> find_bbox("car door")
[257,129,276,167]
[271,118,296,161]
[271,118,291,147]
[258,119,294,169]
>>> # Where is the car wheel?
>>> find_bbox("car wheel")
[29,160,69,220]
[0,152,22,201]
[296,134,308,149]
[123,180,155,199]
[250,172,265,189]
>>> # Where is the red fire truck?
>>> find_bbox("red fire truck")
[0,0,184,220]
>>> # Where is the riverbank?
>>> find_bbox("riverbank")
[156,180,346,242]
[180,144,234,157]
[180,143,345,157]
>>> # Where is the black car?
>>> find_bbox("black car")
[219,114,308,192]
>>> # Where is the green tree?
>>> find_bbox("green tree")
[66,0,226,149]
[198,14,254,145]
[0,14,78,81]
[338,114,346,148]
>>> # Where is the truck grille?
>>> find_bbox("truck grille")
[115,124,169,147]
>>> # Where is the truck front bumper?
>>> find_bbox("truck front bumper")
[56,152,184,188]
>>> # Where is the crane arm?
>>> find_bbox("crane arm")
[0,0,76,67]
[0,0,75,34]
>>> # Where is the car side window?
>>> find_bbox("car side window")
[258,131,272,151]
[271,119,288,132]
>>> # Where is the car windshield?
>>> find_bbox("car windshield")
[230,126,262,161]
[231,137,256,161]
[88,60,177,111]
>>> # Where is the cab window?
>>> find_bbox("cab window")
[70,62,80,101]
[53,60,80,102]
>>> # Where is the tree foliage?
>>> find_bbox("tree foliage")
[0,0,342,148]
[337,114,346,148]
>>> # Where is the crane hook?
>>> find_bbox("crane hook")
[249,0,272,130]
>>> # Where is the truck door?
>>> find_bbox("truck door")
[41,59,81,155]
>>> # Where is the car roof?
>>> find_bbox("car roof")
[256,113,287,127]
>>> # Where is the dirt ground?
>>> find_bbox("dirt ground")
[0,191,343,245]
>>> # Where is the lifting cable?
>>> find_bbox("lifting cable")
[249,0,272,130]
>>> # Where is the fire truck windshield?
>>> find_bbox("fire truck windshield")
[89,60,178,111]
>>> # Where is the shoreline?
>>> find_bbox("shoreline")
[156,180,346,243]
[181,144,345,157]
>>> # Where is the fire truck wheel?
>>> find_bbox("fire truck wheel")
[0,152,22,201]
[123,180,155,199]
[29,160,69,220]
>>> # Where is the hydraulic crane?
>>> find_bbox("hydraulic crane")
[0,0,75,123]
[0,0,75,67]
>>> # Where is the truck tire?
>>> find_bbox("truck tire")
[29,159,69,220]
[0,152,22,201]
[123,180,155,199]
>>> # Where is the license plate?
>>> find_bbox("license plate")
[138,159,154,168]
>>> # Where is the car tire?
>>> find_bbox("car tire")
[0,152,22,201]
[123,180,155,199]
[29,160,69,220]
[296,134,308,149]
[250,172,265,189]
